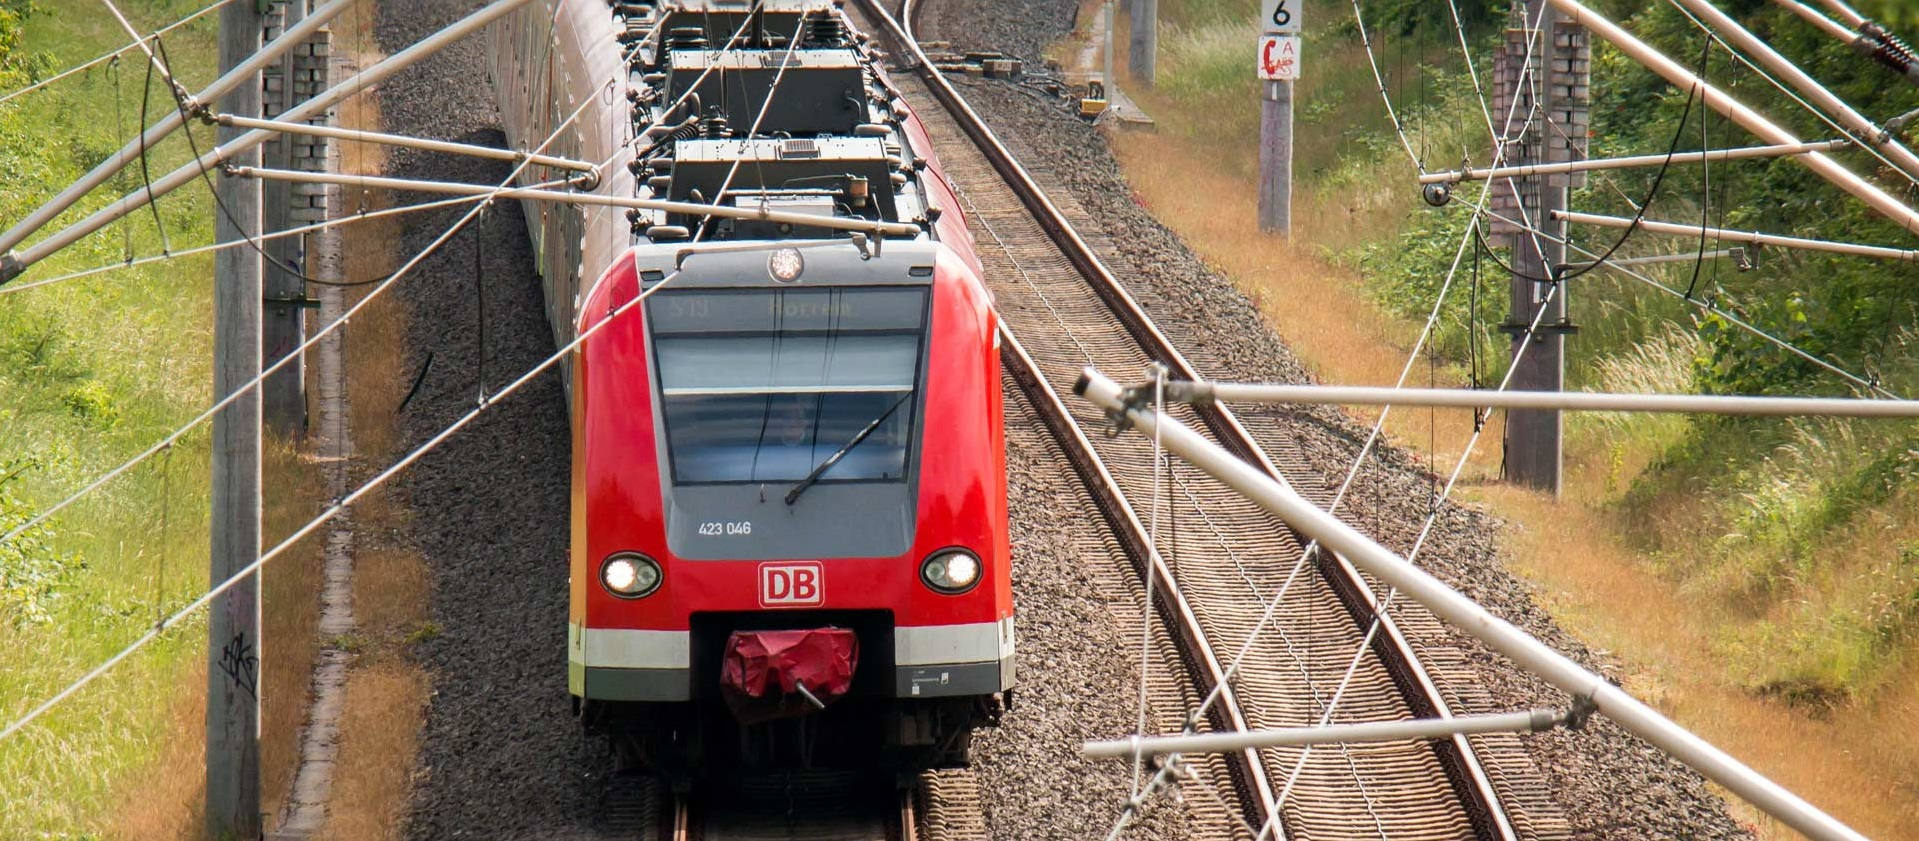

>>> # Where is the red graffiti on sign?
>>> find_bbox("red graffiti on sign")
[1259,35,1300,81]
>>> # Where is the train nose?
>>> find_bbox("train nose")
[719,628,860,724]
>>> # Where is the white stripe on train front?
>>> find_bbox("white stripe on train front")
[570,623,691,669]
[569,616,1015,669]
[895,617,1015,666]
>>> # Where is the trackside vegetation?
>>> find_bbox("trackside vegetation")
[1111,0,1919,833]
[0,2,325,837]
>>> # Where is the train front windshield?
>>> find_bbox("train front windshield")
[649,286,930,486]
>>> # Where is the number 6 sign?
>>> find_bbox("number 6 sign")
[1262,0,1300,34]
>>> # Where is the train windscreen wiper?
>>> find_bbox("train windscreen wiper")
[783,391,914,506]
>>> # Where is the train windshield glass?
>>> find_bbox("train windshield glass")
[649,286,929,485]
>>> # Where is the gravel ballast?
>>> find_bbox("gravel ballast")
[370,0,1753,837]
[914,1,1755,837]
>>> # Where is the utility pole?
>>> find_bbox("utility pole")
[1494,0,1588,495]
[1258,0,1299,234]
[208,0,264,837]
[262,0,308,436]
[1129,0,1158,87]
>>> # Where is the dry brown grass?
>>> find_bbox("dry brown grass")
[262,440,329,820]
[1475,485,1919,839]
[324,661,430,841]
[312,9,439,836]
[109,660,206,841]
[1108,129,1504,479]
[103,434,326,841]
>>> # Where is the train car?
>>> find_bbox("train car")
[486,0,1012,780]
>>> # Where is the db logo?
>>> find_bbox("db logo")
[759,563,823,608]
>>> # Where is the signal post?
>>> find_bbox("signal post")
[1258,0,1298,235]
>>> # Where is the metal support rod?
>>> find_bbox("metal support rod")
[1556,209,1919,261]
[1549,0,1919,235]
[1771,0,1865,45]
[215,113,601,174]
[1567,248,1745,269]
[1165,381,1919,417]
[0,0,352,260]
[1417,139,1849,185]
[1128,0,1157,87]
[1086,709,1564,758]
[0,0,540,283]
[206,3,263,837]
[1668,0,1919,183]
[229,167,925,236]
[1813,0,1868,29]
[1074,367,1869,841]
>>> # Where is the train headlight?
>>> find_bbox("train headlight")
[920,549,981,594]
[601,553,662,599]
[768,247,805,283]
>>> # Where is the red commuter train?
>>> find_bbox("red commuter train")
[487,0,1012,780]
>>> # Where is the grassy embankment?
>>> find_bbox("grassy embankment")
[0,2,325,837]
[1088,0,1919,836]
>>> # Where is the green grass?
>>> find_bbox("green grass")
[0,2,232,835]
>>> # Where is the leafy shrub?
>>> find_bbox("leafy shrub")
[61,379,120,429]
[0,459,85,627]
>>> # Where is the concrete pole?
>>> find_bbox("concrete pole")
[1258,1,1297,235]
[1258,80,1293,234]
[1504,0,1565,495]
[1128,0,1157,87]
[207,1,264,838]
[1102,0,1116,93]
[263,0,308,436]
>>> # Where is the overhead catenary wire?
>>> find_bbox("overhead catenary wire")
[0,2,789,551]
[0,0,355,267]
[0,0,239,107]
[0,85,610,553]
[0,192,546,296]
[0,0,518,282]
[1249,280,1564,841]
[1113,4,1556,834]
[1458,192,1904,399]
[1077,367,1873,841]
[2,0,823,738]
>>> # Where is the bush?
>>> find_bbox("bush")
[0,459,85,627]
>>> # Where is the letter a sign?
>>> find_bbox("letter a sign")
[1259,35,1300,81]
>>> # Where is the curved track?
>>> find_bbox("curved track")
[849,1,1523,838]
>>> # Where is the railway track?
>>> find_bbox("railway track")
[604,770,978,841]
[848,1,1526,838]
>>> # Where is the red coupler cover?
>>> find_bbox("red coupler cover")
[720,628,859,724]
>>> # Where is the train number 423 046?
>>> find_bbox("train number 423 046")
[697,521,752,536]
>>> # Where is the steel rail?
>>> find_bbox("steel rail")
[851,0,1517,838]
[998,324,1281,835]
